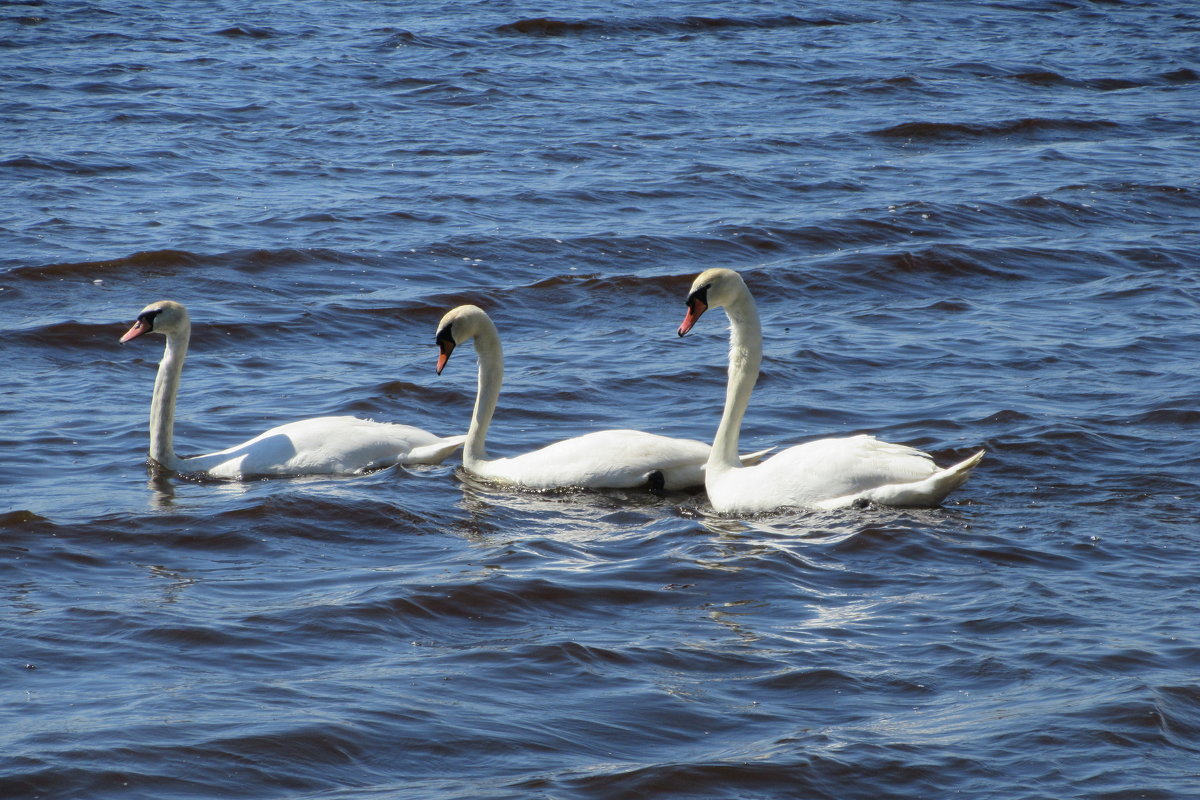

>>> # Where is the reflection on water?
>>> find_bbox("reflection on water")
[140,563,196,605]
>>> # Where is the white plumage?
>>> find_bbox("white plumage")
[677,268,983,513]
[121,300,465,479]
[435,304,767,491]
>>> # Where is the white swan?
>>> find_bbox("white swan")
[120,300,465,479]
[434,304,768,490]
[677,268,984,513]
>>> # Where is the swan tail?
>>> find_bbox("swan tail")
[404,435,468,465]
[863,449,985,507]
[809,448,986,510]
[738,446,774,467]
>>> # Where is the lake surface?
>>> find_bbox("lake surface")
[3,1,1200,797]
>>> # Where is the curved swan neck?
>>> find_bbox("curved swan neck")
[149,324,189,470]
[710,288,763,470]
[464,316,503,468]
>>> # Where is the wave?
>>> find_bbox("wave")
[247,574,670,643]
[0,154,141,176]
[4,249,203,282]
[212,24,280,39]
[378,29,476,50]
[550,755,955,799]
[3,247,387,284]
[870,117,1120,141]
[493,13,873,37]
[941,63,1199,90]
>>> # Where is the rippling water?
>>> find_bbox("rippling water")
[3,1,1200,798]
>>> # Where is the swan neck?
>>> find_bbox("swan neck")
[711,292,762,470]
[464,319,502,468]
[148,326,188,470]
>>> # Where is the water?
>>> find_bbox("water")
[3,1,1200,797]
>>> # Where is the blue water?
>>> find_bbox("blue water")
[3,1,1200,797]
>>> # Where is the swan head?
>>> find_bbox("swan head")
[120,300,189,343]
[435,304,490,375]
[678,268,746,336]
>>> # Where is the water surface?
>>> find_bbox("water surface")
[3,1,1200,798]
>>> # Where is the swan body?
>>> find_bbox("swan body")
[434,304,768,491]
[121,300,465,479]
[677,268,983,513]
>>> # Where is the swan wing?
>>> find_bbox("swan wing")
[707,434,957,513]
[182,416,463,478]
[474,429,713,490]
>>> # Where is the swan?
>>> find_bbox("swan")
[676,268,984,513]
[434,304,769,490]
[120,300,466,479]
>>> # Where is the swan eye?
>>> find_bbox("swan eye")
[435,324,456,348]
[687,284,710,307]
[138,308,164,330]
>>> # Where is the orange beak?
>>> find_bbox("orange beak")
[677,297,707,337]
[120,319,150,343]
[436,337,455,375]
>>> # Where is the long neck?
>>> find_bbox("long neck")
[463,318,503,469]
[148,326,188,470]
[709,289,763,470]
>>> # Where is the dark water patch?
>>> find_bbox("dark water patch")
[0,154,140,177]
[80,31,139,43]
[412,230,766,270]
[494,13,871,38]
[345,380,465,416]
[9,319,125,352]
[1005,69,1173,91]
[0,509,49,528]
[1153,685,1200,744]
[7,249,203,282]
[1083,76,1148,91]
[378,29,475,50]
[1075,181,1194,198]
[296,575,668,632]
[1110,246,1196,271]
[985,0,1082,10]
[1160,67,1200,83]
[752,665,909,696]
[23,512,268,555]
[106,108,233,125]
[0,767,210,800]
[1071,693,1189,749]
[865,246,1028,284]
[198,494,436,541]
[71,78,179,96]
[378,208,453,225]
[5,722,365,798]
[132,621,270,651]
[1123,408,1200,426]
[1012,193,1120,218]
[823,522,985,565]
[217,246,371,274]
[517,639,638,671]
[1010,69,1073,86]
[6,14,47,26]
[553,751,980,800]
[213,24,282,40]
[871,117,1121,142]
